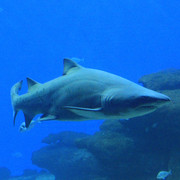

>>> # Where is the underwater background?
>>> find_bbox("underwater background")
[0,0,180,179]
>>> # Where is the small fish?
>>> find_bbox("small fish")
[11,152,23,158]
[157,170,172,179]
[70,57,84,63]
[152,122,158,128]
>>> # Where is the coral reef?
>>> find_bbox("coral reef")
[31,69,180,180]
[139,69,180,90]
[32,132,102,180]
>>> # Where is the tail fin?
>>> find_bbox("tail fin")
[10,80,23,126]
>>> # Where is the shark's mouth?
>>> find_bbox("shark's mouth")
[138,105,157,110]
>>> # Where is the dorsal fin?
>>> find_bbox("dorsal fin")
[63,58,82,75]
[26,77,40,92]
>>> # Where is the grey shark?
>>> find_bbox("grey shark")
[11,58,170,128]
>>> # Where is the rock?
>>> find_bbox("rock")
[0,167,11,180]
[168,151,180,180]
[22,169,38,176]
[139,69,180,90]
[99,119,124,133]
[76,131,134,163]
[41,131,89,146]
[76,130,140,180]
[32,131,101,180]
[8,171,55,180]
[32,146,100,180]
[35,173,55,180]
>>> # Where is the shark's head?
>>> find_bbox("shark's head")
[102,85,170,119]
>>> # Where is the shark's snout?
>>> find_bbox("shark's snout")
[156,94,170,103]
[138,93,170,109]
[151,92,170,103]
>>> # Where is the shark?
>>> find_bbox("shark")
[11,58,170,129]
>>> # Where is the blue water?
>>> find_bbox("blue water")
[0,0,179,176]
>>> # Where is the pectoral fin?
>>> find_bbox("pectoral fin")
[38,114,57,121]
[63,106,102,118]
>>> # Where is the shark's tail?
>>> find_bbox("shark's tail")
[10,80,23,126]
